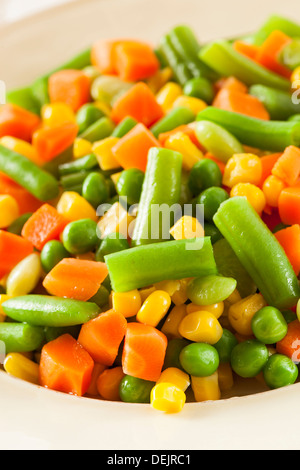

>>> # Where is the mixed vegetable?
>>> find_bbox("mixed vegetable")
[1,14,300,413]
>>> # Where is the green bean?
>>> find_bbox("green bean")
[60,171,92,190]
[58,154,98,176]
[150,107,195,139]
[2,295,100,327]
[91,75,133,106]
[0,144,59,201]
[253,14,300,45]
[183,77,215,104]
[76,104,106,134]
[158,35,193,86]
[6,87,40,114]
[249,84,300,121]
[42,145,73,178]
[79,117,115,143]
[0,323,45,353]
[279,39,300,71]
[112,117,138,138]
[44,325,81,343]
[7,213,33,236]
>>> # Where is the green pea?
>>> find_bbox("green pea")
[214,329,238,363]
[251,306,288,344]
[41,240,70,273]
[187,274,237,306]
[263,354,299,389]
[183,77,215,104]
[119,375,155,403]
[116,168,145,206]
[96,232,130,262]
[204,223,223,244]
[197,186,229,221]
[231,339,269,378]
[7,212,32,235]
[179,342,219,377]
[288,114,300,122]
[62,219,98,255]
[77,104,106,134]
[281,309,297,324]
[163,338,190,370]
[188,159,222,196]
[82,172,109,208]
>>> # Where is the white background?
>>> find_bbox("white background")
[0,0,73,24]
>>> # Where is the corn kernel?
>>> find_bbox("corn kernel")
[4,353,40,385]
[191,372,221,402]
[92,137,120,171]
[93,101,112,116]
[0,295,12,322]
[186,302,224,319]
[262,174,287,208]
[0,195,19,228]
[291,66,300,86]
[172,95,207,114]
[6,253,42,297]
[156,82,183,113]
[151,382,186,413]
[171,279,189,306]
[228,293,267,336]
[73,137,93,159]
[156,367,190,391]
[136,290,171,327]
[218,362,234,392]
[161,304,187,338]
[153,280,180,296]
[178,311,223,344]
[170,215,204,240]
[97,202,135,239]
[230,183,266,215]
[223,153,262,188]
[112,289,142,318]
[41,102,76,128]
[147,67,173,94]
[56,191,98,222]
[0,136,43,166]
[139,286,156,303]
[110,171,122,186]
[164,132,204,171]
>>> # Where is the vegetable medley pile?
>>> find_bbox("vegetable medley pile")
[2,14,300,413]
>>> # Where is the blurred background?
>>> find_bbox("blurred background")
[0,0,72,23]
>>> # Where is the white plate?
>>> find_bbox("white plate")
[1,0,300,451]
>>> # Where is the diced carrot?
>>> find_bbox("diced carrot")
[91,38,125,75]
[256,30,292,79]
[271,146,300,187]
[43,258,109,301]
[204,152,226,174]
[96,366,125,401]
[0,104,40,142]
[276,320,300,361]
[39,334,94,396]
[0,230,33,280]
[275,224,300,275]
[278,187,300,225]
[258,153,282,187]
[213,88,270,120]
[48,69,91,112]
[87,363,107,396]
[112,122,160,172]
[233,41,260,61]
[78,309,127,366]
[122,322,168,382]
[111,82,164,127]
[21,203,68,251]
[262,175,287,208]
[0,172,42,214]
[114,41,160,82]
[32,123,79,163]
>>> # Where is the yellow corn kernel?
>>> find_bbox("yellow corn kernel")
[0,295,12,322]
[155,82,183,113]
[230,183,266,215]
[291,66,300,86]
[97,202,135,239]
[157,367,190,392]
[92,137,120,171]
[112,289,142,318]
[136,290,171,327]
[170,215,204,240]
[147,67,173,94]
[151,382,186,413]
[0,195,19,229]
[228,293,267,336]
[4,353,40,385]
[223,153,263,188]
[186,302,224,319]
[164,132,204,171]
[41,102,76,128]
[178,311,223,344]
[153,280,180,297]
[93,100,112,117]
[171,279,189,306]
[73,137,93,159]
[218,362,234,392]
[161,304,187,339]
[191,372,221,402]
[172,95,207,115]
[110,171,122,186]
[139,286,156,303]
[6,253,42,297]
[223,289,242,317]
[56,191,98,222]
[0,136,43,166]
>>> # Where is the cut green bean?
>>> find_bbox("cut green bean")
[150,107,195,138]
[279,39,300,71]
[0,323,45,353]
[253,15,300,46]
[158,35,193,86]
[112,117,138,138]
[79,117,115,142]
[249,84,300,121]
[7,213,33,236]
[58,154,98,176]
[6,87,40,114]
